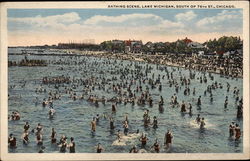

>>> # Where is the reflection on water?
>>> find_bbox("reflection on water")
[8,48,243,153]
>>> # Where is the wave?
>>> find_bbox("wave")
[111,133,140,146]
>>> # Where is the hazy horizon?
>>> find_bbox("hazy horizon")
[8,9,243,46]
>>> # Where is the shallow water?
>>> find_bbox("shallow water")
[8,48,243,153]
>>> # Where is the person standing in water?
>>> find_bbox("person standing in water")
[51,128,57,144]
[23,122,30,132]
[143,110,149,120]
[91,117,96,133]
[181,101,186,112]
[109,117,115,130]
[124,114,129,124]
[159,96,164,105]
[111,104,116,113]
[196,114,201,124]
[200,118,206,129]
[234,124,241,141]
[22,131,29,145]
[59,137,67,153]
[117,130,122,142]
[139,133,149,148]
[36,132,43,145]
[151,139,160,153]
[189,103,192,115]
[36,123,43,135]
[197,96,201,106]
[68,137,76,153]
[224,96,228,108]
[152,116,158,129]
[96,114,100,122]
[8,134,17,148]
[164,130,173,149]
[123,120,129,135]
[229,122,235,137]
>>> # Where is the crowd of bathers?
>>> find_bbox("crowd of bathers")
[8,54,243,153]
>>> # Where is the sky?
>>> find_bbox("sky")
[7,9,243,46]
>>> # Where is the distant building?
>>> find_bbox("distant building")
[183,37,193,44]
[216,50,225,55]
[124,40,131,53]
[187,42,204,48]
[124,40,142,54]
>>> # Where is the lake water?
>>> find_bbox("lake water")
[8,48,243,153]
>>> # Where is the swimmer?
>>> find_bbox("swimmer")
[152,116,158,129]
[139,133,148,147]
[59,137,67,153]
[144,115,151,127]
[181,101,186,112]
[68,137,75,153]
[224,96,228,108]
[8,134,17,148]
[96,114,100,122]
[200,118,206,129]
[36,123,43,135]
[91,117,96,132]
[143,109,149,120]
[129,145,138,153]
[151,139,160,153]
[51,128,57,144]
[148,96,153,106]
[22,131,29,145]
[237,104,243,118]
[24,121,30,132]
[159,96,164,105]
[189,103,192,115]
[123,120,129,135]
[42,99,47,107]
[229,122,235,137]
[197,96,201,106]
[110,117,115,129]
[235,124,241,141]
[164,130,173,149]
[58,135,66,145]
[124,114,129,124]
[111,104,116,113]
[36,133,43,145]
[173,94,178,104]
[196,114,201,124]
[96,143,104,153]
[38,146,45,153]
[117,130,122,142]
[11,111,20,120]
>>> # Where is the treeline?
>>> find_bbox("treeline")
[203,36,242,53]
[100,41,125,52]
[99,36,243,54]
[58,43,100,51]
[55,36,243,55]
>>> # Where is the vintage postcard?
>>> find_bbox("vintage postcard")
[0,1,249,160]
